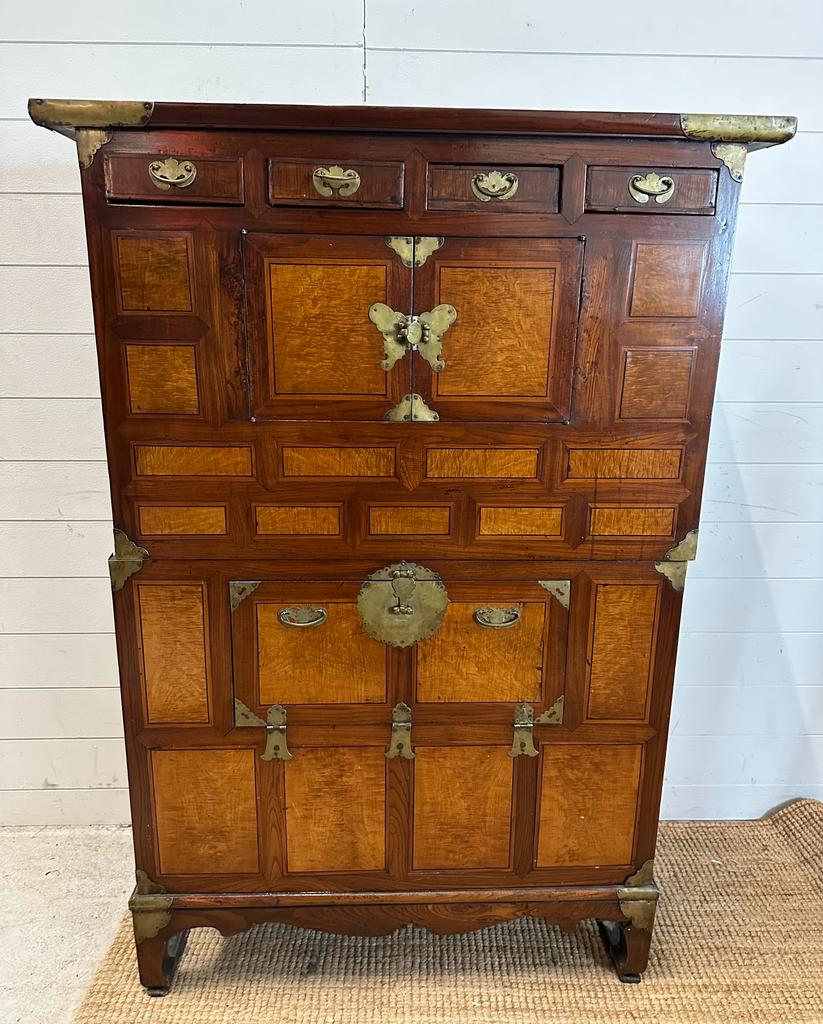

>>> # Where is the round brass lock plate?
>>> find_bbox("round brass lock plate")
[357,561,449,647]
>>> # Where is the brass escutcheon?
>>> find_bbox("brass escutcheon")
[357,561,449,647]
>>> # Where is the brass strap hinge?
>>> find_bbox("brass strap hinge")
[109,529,149,592]
[509,702,539,758]
[386,702,415,759]
[234,699,293,761]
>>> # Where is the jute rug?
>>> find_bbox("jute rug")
[75,799,823,1024]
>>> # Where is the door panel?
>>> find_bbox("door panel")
[244,234,411,420]
[414,237,584,421]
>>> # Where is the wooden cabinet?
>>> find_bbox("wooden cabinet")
[29,98,795,993]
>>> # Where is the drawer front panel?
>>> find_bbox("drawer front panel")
[427,164,559,212]
[268,158,404,208]
[105,153,243,204]
[586,166,718,213]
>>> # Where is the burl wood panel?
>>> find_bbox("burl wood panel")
[136,583,210,724]
[629,243,705,317]
[589,506,675,537]
[586,167,718,214]
[116,235,192,312]
[588,584,659,721]
[285,747,386,872]
[416,602,545,703]
[255,505,341,536]
[268,263,388,395]
[125,344,199,415]
[282,447,396,478]
[151,748,259,875]
[426,164,559,213]
[369,506,451,536]
[137,506,227,536]
[413,746,512,869]
[434,266,556,397]
[134,445,253,477]
[619,349,695,419]
[268,158,404,208]
[567,448,682,480]
[256,602,386,704]
[536,745,643,866]
[478,506,563,537]
[426,448,539,479]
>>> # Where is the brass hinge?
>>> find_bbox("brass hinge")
[509,702,539,758]
[617,859,658,931]
[654,529,698,593]
[109,529,149,592]
[385,235,444,269]
[234,698,293,761]
[384,393,440,422]
[386,702,415,759]
[128,870,173,943]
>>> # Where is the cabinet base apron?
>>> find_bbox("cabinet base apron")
[130,880,659,994]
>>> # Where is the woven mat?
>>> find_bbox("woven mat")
[75,799,823,1024]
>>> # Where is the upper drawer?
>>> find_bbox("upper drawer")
[268,158,405,208]
[104,153,244,205]
[427,164,560,213]
[586,167,718,214]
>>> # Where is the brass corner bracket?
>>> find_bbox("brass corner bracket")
[129,870,173,943]
[680,113,797,146]
[28,98,155,169]
[617,859,658,932]
[654,529,698,593]
[109,529,149,592]
[711,142,747,183]
[535,694,564,725]
[537,579,571,610]
[234,698,293,760]
[230,580,261,611]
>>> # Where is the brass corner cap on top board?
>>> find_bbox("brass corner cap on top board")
[28,97,154,134]
[680,113,797,147]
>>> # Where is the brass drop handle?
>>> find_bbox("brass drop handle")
[473,606,522,629]
[148,157,197,190]
[509,702,539,758]
[312,165,362,197]
[471,170,519,201]
[386,702,415,760]
[277,607,327,628]
[628,171,675,205]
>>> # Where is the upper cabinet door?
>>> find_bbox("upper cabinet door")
[244,234,412,421]
[413,237,584,422]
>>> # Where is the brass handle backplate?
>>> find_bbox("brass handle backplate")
[148,157,197,190]
[277,606,327,628]
[357,560,449,647]
[312,165,361,197]
[473,606,522,629]
[471,170,519,201]
[386,702,415,759]
[509,703,539,758]
[628,171,675,205]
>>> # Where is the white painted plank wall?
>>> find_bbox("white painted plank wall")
[0,1,821,823]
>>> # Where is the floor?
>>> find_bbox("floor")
[0,826,134,1024]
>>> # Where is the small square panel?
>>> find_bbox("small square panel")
[630,243,705,318]
[117,235,192,312]
[619,349,695,420]
[125,344,199,414]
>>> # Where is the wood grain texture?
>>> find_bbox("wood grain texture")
[368,505,451,535]
[416,602,545,703]
[116,235,192,312]
[588,506,675,537]
[137,506,227,536]
[125,344,199,414]
[151,748,259,875]
[630,242,705,317]
[134,445,253,477]
[284,747,386,872]
[282,447,396,478]
[536,745,642,866]
[477,506,563,537]
[566,448,682,480]
[619,348,695,419]
[136,583,209,724]
[255,505,341,536]
[425,448,539,479]
[413,746,512,869]
[256,602,386,705]
[588,584,659,721]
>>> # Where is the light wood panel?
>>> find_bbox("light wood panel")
[285,747,386,873]
[137,506,227,536]
[256,602,386,704]
[125,344,199,415]
[536,745,642,866]
[588,584,658,721]
[268,263,388,395]
[413,746,512,869]
[619,349,695,419]
[567,448,682,480]
[434,266,556,397]
[116,235,192,312]
[589,506,675,537]
[134,445,253,477]
[368,505,451,535]
[136,583,209,724]
[425,448,539,479]
[255,505,341,536]
[629,242,705,318]
[151,748,259,875]
[478,506,563,537]
[416,602,545,703]
[282,446,396,478]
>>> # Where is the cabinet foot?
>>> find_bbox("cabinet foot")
[597,918,653,983]
[136,929,188,996]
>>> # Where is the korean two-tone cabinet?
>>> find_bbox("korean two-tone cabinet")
[30,98,795,993]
